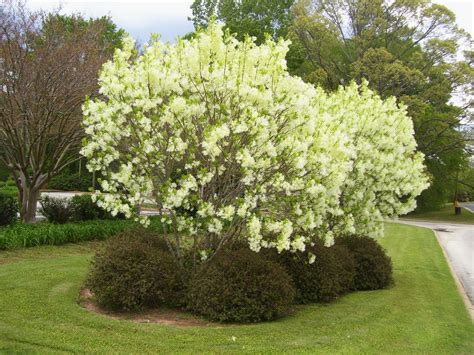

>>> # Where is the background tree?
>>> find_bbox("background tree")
[289,0,473,210]
[0,1,124,222]
[189,0,296,44]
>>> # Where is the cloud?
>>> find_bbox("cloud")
[28,0,195,42]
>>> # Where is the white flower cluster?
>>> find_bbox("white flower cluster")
[81,23,428,257]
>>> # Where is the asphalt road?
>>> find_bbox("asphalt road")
[399,220,474,305]
[462,202,474,212]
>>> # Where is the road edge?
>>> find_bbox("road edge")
[431,229,474,321]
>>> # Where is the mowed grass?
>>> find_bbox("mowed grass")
[0,223,472,354]
[403,204,474,224]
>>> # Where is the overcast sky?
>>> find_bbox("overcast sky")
[27,0,473,44]
[28,0,195,43]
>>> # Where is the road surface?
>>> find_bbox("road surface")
[399,220,474,305]
[462,202,474,213]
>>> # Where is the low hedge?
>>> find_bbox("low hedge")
[0,219,138,250]
[87,230,184,311]
[277,241,349,304]
[187,248,296,322]
[335,235,393,290]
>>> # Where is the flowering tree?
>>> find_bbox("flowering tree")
[322,83,429,239]
[82,23,427,264]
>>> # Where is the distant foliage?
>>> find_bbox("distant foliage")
[187,248,295,322]
[0,181,19,199]
[39,197,73,224]
[335,235,393,290]
[48,172,92,192]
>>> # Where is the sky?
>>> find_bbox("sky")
[27,0,473,44]
[28,0,196,43]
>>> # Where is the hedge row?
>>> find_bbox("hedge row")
[0,219,138,250]
[87,230,393,323]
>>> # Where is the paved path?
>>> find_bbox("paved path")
[462,202,474,213]
[399,220,474,306]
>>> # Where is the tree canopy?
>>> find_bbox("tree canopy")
[0,2,124,221]
[189,0,296,43]
[287,0,472,209]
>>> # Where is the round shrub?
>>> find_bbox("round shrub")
[39,196,72,224]
[335,235,393,290]
[0,193,18,226]
[276,240,348,304]
[86,229,184,311]
[330,244,357,295]
[70,194,112,221]
[187,248,295,323]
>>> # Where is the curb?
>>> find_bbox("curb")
[432,229,474,321]
[399,218,474,226]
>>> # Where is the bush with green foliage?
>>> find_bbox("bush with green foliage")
[330,244,357,295]
[0,178,19,198]
[0,219,136,250]
[39,196,73,224]
[71,194,109,221]
[187,248,295,322]
[0,194,18,226]
[87,230,184,311]
[273,240,353,304]
[0,163,10,181]
[48,172,92,191]
[335,235,393,290]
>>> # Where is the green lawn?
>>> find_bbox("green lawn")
[0,223,472,354]
[403,204,474,224]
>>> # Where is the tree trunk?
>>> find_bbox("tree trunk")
[19,187,40,223]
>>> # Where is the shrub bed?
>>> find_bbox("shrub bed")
[78,233,392,323]
[87,230,184,311]
[187,248,296,322]
[0,219,137,250]
[335,235,393,290]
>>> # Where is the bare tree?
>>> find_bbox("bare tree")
[0,1,121,222]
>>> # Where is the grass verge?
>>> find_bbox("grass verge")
[403,204,474,224]
[0,223,472,353]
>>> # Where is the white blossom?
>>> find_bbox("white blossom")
[82,23,428,260]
